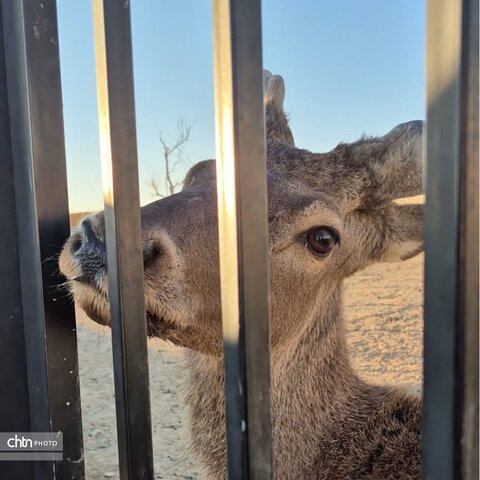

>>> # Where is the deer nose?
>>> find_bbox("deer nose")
[70,218,105,256]
[81,217,98,244]
[69,218,107,283]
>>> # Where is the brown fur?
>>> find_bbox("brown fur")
[59,71,423,479]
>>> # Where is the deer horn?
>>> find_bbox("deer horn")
[263,70,294,146]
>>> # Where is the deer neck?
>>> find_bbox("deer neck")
[270,287,360,476]
[183,286,361,479]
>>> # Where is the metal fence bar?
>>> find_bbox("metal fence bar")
[1,0,84,478]
[92,1,154,479]
[423,0,479,478]
[212,0,272,478]
[457,1,479,478]
[0,4,35,478]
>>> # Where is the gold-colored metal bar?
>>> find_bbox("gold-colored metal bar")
[92,1,154,478]
[212,0,272,478]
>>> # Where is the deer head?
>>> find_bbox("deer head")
[59,71,423,356]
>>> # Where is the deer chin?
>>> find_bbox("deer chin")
[145,312,187,344]
[70,278,192,348]
[69,280,109,326]
[146,304,223,355]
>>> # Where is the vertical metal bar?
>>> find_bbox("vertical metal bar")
[0,4,34,478]
[1,0,84,478]
[423,0,478,478]
[92,1,154,479]
[424,1,462,476]
[212,0,272,478]
[458,1,479,478]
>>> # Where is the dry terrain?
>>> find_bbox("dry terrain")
[75,254,423,479]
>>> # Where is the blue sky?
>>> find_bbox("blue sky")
[57,1,425,213]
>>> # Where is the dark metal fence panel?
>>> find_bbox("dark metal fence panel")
[423,0,479,479]
[212,0,272,478]
[0,1,478,479]
[92,1,154,479]
[1,0,84,478]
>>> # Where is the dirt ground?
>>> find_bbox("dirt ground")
[76,254,423,479]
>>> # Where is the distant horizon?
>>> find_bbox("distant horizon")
[58,1,425,213]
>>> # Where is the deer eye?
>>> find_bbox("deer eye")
[305,227,339,256]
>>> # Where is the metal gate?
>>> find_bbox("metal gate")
[0,0,477,479]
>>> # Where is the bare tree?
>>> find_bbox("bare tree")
[148,118,195,197]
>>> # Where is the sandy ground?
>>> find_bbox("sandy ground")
[76,254,423,479]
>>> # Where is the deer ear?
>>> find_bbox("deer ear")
[362,121,424,263]
[372,203,423,263]
[356,121,424,204]
[263,70,294,145]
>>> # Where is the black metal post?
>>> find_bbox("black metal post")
[212,0,273,478]
[457,0,479,478]
[0,0,84,479]
[423,0,479,479]
[92,1,154,479]
[0,4,35,478]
